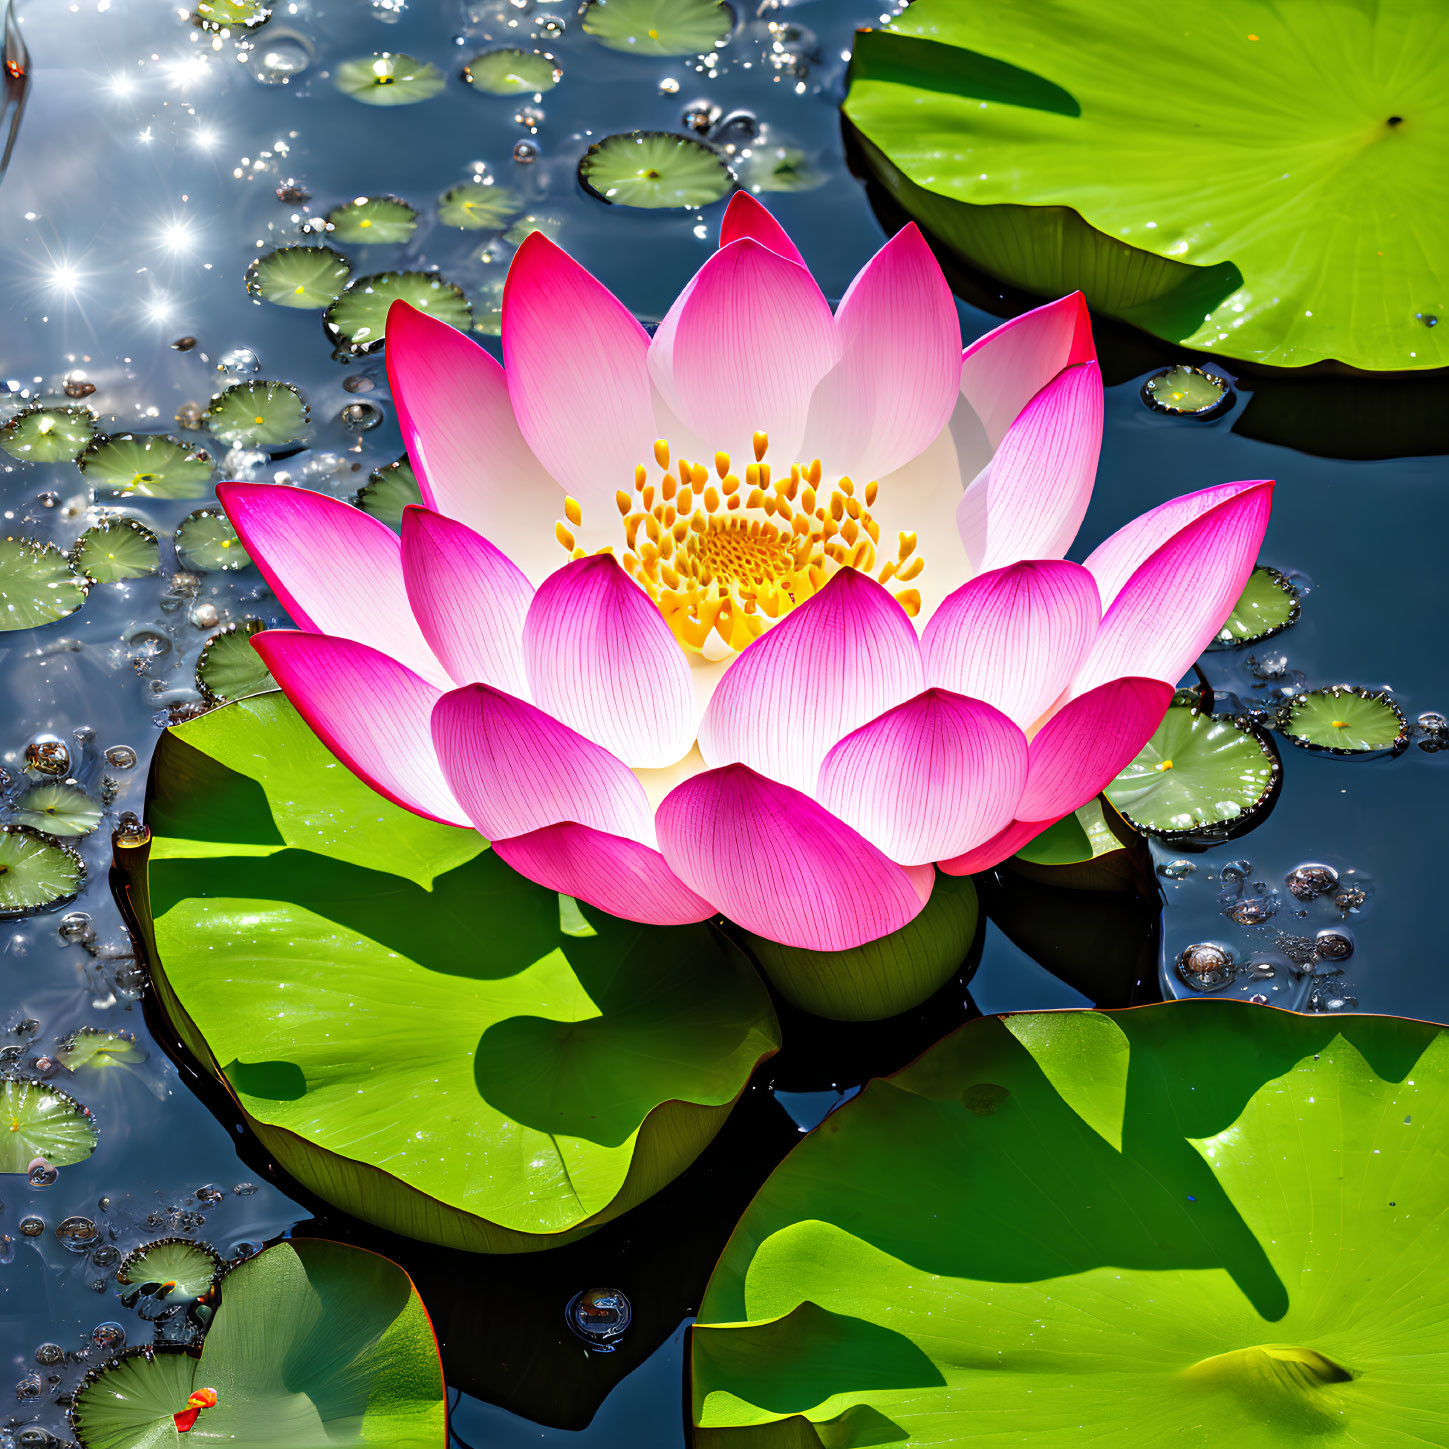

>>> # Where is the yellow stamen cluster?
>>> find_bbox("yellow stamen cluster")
[554,432,924,653]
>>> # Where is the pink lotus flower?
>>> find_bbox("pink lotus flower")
[218,195,1272,953]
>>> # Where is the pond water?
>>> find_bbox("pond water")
[0,1,1444,1445]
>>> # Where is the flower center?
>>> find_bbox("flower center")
[553,432,925,653]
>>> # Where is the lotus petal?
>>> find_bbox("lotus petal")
[718,191,806,267]
[656,763,933,951]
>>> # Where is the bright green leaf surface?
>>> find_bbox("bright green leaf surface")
[0,1077,97,1171]
[0,537,88,630]
[693,1002,1449,1445]
[582,0,733,57]
[1281,687,1407,753]
[72,519,161,583]
[334,53,444,107]
[327,196,418,245]
[80,434,213,500]
[0,824,85,914]
[843,0,1449,370]
[135,694,777,1249]
[195,620,276,703]
[353,456,422,530]
[72,1240,445,1449]
[1216,566,1300,646]
[0,405,96,462]
[580,131,733,209]
[246,246,351,309]
[324,272,472,354]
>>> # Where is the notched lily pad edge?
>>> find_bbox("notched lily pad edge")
[0,822,88,917]
[1277,684,1410,758]
[115,1234,225,1289]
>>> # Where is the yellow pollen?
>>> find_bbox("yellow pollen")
[556,432,927,653]
[1156,759,1174,771]
[1331,720,1349,729]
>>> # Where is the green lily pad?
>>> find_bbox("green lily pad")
[842,0,1449,371]
[334,52,445,107]
[738,871,978,1021]
[71,518,161,584]
[1142,365,1234,419]
[582,0,734,56]
[0,404,96,462]
[71,1239,445,1448]
[1280,686,1408,755]
[175,509,252,572]
[1008,797,1151,894]
[0,1077,97,1171]
[195,620,276,704]
[352,455,423,531]
[121,692,779,1250]
[463,48,561,94]
[206,382,309,449]
[245,246,351,310]
[694,1002,1449,1445]
[190,0,270,31]
[116,1238,222,1300]
[0,824,86,916]
[580,131,734,209]
[57,1027,149,1071]
[324,271,472,355]
[79,434,214,500]
[742,145,825,194]
[436,182,520,231]
[1105,705,1279,839]
[11,783,103,839]
[326,195,418,245]
[1213,565,1300,647]
[0,537,88,630]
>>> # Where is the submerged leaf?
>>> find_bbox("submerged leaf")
[326,195,418,245]
[334,52,444,106]
[352,456,422,531]
[436,182,520,231]
[463,48,561,94]
[11,782,102,838]
[79,433,213,499]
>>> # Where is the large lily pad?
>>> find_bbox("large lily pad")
[70,1238,445,1448]
[117,693,778,1252]
[842,0,1449,371]
[692,1001,1449,1445]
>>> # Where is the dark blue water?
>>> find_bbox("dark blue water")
[1,2,1443,1445]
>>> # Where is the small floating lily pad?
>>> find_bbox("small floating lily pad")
[1104,705,1279,838]
[196,619,276,703]
[1142,364,1234,418]
[116,1238,223,1302]
[437,182,520,231]
[0,1077,97,1171]
[334,52,444,107]
[1280,686,1408,755]
[206,382,308,448]
[245,245,351,310]
[463,48,561,94]
[79,434,213,500]
[190,0,271,31]
[1213,564,1300,646]
[57,1028,148,1072]
[580,131,733,209]
[353,456,422,530]
[70,518,160,584]
[742,144,825,193]
[175,509,252,572]
[0,405,96,463]
[582,0,733,56]
[0,824,86,916]
[324,271,472,355]
[0,537,88,630]
[326,195,418,245]
[11,783,103,839]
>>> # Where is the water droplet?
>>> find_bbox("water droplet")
[339,401,382,431]
[1314,928,1355,962]
[16,1427,59,1449]
[1285,863,1339,901]
[23,735,71,777]
[566,1287,631,1352]
[1416,312,1438,327]
[1220,859,1251,884]
[92,1244,119,1267]
[26,1158,58,1188]
[1249,993,1270,1004]
[513,139,539,164]
[1176,943,1235,992]
[63,376,96,399]
[55,1216,98,1251]
[217,348,260,377]
[15,1371,43,1400]
[33,1344,63,1368]
[18,1214,44,1237]
[58,911,94,943]
[194,1184,224,1206]
[252,30,313,84]
[1157,859,1195,881]
[90,1322,126,1353]
[104,745,137,770]
[1228,895,1278,926]
[232,1181,258,1196]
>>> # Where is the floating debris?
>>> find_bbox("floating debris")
[0,1077,97,1172]
[195,619,276,703]
[0,824,86,917]
[0,537,88,630]
[174,508,252,572]
[10,782,102,838]
[1213,565,1300,646]
[1279,685,1408,755]
[246,245,351,310]
[463,48,561,94]
[190,0,271,32]
[79,434,214,500]
[582,0,734,56]
[1105,705,1280,838]
[326,194,418,245]
[324,271,471,355]
[353,455,422,530]
[565,1287,631,1352]
[0,404,96,463]
[334,52,445,106]
[436,181,520,230]
[580,130,734,208]
[1141,364,1234,418]
[206,381,309,448]
[70,518,160,584]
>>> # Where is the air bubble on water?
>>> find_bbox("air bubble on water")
[1285,863,1339,901]
[55,1215,98,1251]
[1176,943,1235,992]
[513,139,539,163]
[103,745,137,770]
[14,1371,42,1400]
[565,1287,631,1352]
[1228,894,1278,926]
[1157,859,1195,881]
[1220,860,1251,884]
[1314,928,1354,962]
[26,1158,57,1188]
[90,1322,126,1353]
[33,1343,63,1368]
[252,30,313,84]
[217,348,260,377]
[18,1214,44,1237]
